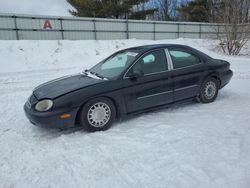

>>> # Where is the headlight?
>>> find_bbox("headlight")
[35,99,53,112]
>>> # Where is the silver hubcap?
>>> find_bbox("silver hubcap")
[87,102,111,128]
[204,81,217,100]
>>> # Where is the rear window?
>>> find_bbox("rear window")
[169,50,202,69]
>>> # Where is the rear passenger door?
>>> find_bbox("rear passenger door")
[167,48,206,101]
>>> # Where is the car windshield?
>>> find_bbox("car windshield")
[89,50,139,79]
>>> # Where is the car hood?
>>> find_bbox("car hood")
[33,74,105,100]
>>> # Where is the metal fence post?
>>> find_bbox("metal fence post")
[126,18,129,39]
[59,18,64,40]
[177,23,180,38]
[217,24,220,39]
[153,22,156,40]
[13,15,19,40]
[93,19,97,40]
[199,24,202,39]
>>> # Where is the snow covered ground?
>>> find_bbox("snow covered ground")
[0,39,250,188]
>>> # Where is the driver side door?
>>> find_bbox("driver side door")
[122,49,173,113]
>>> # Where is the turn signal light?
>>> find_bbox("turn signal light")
[59,114,72,119]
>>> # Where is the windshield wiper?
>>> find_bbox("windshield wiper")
[82,69,88,75]
[90,71,106,80]
[84,69,107,80]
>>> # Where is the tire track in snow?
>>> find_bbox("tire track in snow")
[0,67,81,85]
[0,68,82,97]
[0,66,81,77]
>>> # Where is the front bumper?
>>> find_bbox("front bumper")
[24,102,78,129]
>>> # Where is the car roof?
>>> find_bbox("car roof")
[122,44,211,60]
[125,44,192,53]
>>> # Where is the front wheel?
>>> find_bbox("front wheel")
[79,97,116,132]
[199,78,219,103]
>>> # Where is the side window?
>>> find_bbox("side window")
[131,49,168,75]
[169,50,202,69]
[143,54,155,64]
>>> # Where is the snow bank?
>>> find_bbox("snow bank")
[0,39,250,188]
[1,38,249,74]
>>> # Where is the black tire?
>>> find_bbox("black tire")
[199,77,219,103]
[79,97,116,132]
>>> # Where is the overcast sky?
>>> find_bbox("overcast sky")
[0,0,74,16]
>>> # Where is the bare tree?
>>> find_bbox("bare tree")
[153,0,179,20]
[211,0,250,55]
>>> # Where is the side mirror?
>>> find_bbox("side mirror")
[128,69,144,79]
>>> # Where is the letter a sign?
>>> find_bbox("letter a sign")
[43,20,52,29]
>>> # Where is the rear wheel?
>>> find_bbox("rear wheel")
[79,97,116,132]
[199,78,219,103]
